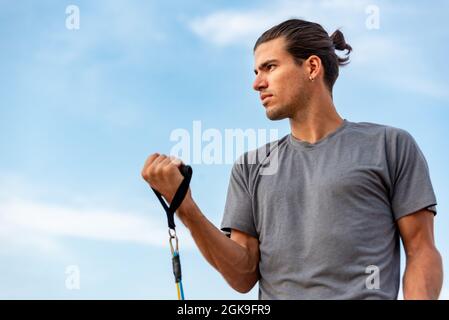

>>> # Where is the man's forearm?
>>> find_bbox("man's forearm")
[403,247,443,299]
[176,195,259,293]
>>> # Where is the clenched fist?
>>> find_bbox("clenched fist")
[141,153,189,204]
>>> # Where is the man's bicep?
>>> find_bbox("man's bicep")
[397,209,436,255]
[230,228,260,268]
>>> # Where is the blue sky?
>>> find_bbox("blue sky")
[0,0,448,299]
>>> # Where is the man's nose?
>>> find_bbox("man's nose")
[253,75,268,91]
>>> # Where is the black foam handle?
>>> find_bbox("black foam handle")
[179,164,192,179]
[151,164,193,230]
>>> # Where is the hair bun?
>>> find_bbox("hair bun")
[331,29,352,52]
[330,29,352,65]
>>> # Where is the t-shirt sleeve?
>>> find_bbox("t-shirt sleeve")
[220,157,258,238]
[387,128,438,221]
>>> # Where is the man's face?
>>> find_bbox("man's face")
[253,37,309,120]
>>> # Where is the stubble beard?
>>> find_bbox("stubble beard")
[265,80,309,121]
[266,104,290,120]
[265,93,306,121]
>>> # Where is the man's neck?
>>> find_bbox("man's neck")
[289,94,344,144]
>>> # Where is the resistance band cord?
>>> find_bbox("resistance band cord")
[151,164,192,300]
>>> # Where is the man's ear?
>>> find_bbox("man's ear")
[305,55,322,79]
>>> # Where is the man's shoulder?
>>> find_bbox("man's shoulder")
[348,120,413,140]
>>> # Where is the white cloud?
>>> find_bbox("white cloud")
[388,75,449,101]
[350,35,405,65]
[0,190,195,258]
[188,0,370,47]
[0,172,197,298]
[189,10,274,47]
[187,0,449,102]
[350,35,449,101]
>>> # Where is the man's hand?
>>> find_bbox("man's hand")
[141,153,186,204]
[142,153,259,293]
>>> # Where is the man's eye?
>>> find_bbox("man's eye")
[268,64,276,71]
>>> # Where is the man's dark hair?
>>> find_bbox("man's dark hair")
[254,19,352,92]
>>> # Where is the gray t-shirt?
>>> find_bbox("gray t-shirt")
[220,119,437,299]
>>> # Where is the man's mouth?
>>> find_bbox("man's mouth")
[260,93,273,102]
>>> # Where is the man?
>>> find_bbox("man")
[141,19,443,299]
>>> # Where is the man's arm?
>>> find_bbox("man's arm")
[177,196,260,293]
[397,209,443,299]
[141,153,260,293]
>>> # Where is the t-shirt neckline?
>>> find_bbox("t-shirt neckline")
[288,119,350,150]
